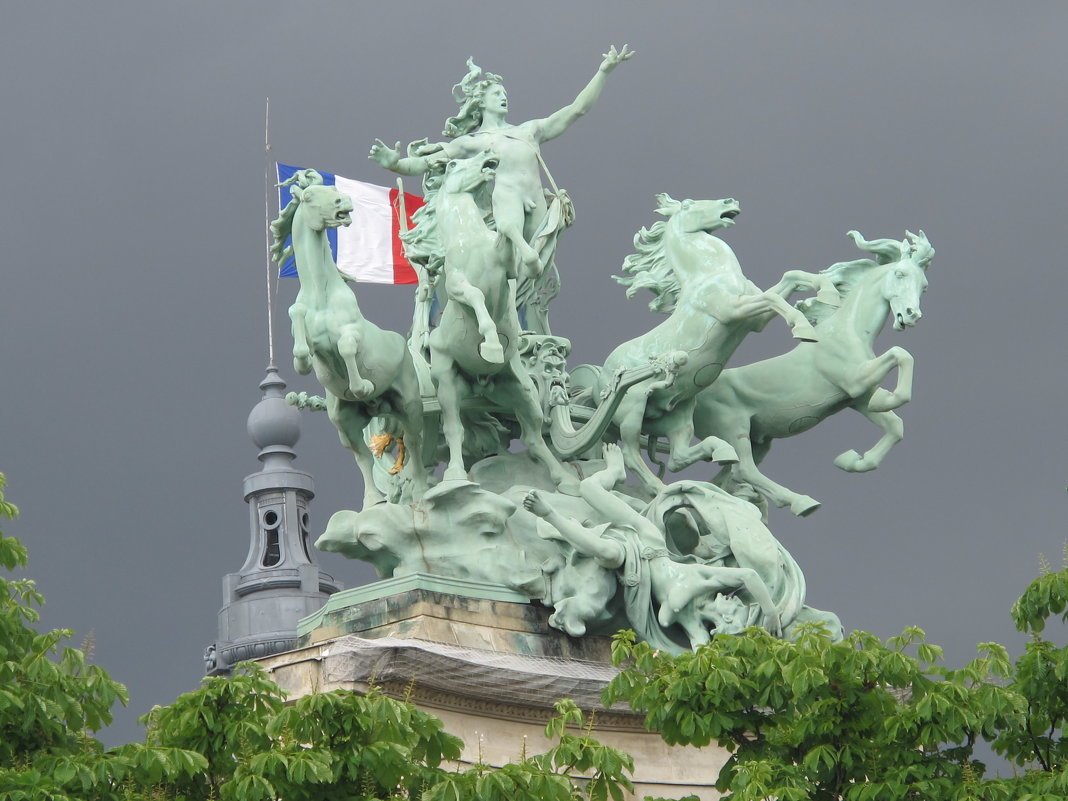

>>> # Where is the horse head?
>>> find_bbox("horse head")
[615,194,743,314]
[292,182,354,232]
[874,231,932,330]
[657,193,741,235]
[808,230,934,332]
[271,171,353,267]
[440,150,499,197]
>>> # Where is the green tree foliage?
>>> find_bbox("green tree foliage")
[605,550,1068,801]
[137,674,634,801]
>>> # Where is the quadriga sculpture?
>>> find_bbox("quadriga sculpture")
[289,52,930,652]
[271,170,427,509]
[694,230,934,515]
[421,154,578,491]
[566,194,826,497]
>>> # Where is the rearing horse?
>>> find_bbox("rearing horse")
[574,193,827,498]
[271,170,427,509]
[694,230,933,515]
[426,153,578,491]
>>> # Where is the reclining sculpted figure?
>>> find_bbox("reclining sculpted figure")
[524,443,785,650]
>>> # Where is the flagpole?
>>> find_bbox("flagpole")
[395,177,409,235]
[263,97,276,369]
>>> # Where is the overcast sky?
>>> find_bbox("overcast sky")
[2,2,1067,747]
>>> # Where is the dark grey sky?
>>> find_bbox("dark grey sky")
[2,2,1066,747]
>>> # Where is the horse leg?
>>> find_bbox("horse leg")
[757,291,819,342]
[446,274,505,364]
[499,356,579,494]
[725,425,820,516]
[288,302,312,375]
[663,402,739,473]
[429,351,470,482]
[327,395,384,509]
[833,404,904,473]
[867,347,914,412]
[615,385,665,498]
[766,269,842,308]
[839,346,913,412]
[338,323,375,399]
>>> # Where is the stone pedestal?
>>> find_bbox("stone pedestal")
[256,574,728,800]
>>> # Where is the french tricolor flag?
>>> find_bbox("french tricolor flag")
[276,163,424,284]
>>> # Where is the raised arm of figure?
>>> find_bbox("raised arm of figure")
[536,45,634,142]
[369,138,459,176]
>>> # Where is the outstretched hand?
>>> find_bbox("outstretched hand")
[600,44,635,73]
[369,138,401,169]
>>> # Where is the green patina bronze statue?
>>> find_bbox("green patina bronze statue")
[272,48,934,653]
[371,46,633,335]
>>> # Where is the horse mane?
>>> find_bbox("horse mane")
[614,193,684,314]
[398,187,443,273]
[269,201,298,266]
[796,258,879,324]
[847,229,907,264]
[269,169,325,267]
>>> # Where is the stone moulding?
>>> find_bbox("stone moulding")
[297,573,532,636]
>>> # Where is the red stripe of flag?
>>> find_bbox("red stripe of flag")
[389,189,425,285]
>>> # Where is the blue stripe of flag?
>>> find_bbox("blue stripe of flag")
[275,163,339,278]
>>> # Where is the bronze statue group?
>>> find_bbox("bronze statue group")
[278,49,932,652]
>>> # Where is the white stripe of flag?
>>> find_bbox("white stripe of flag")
[276,163,423,284]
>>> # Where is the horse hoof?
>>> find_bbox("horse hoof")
[791,323,819,343]
[479,341,505,364]
[790,495,821,516]
[833,449,876,472]
[712,444,739,465]
[833,450,861,471]
[868,388,902,412]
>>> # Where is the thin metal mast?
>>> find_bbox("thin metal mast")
[263,98,277,368]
